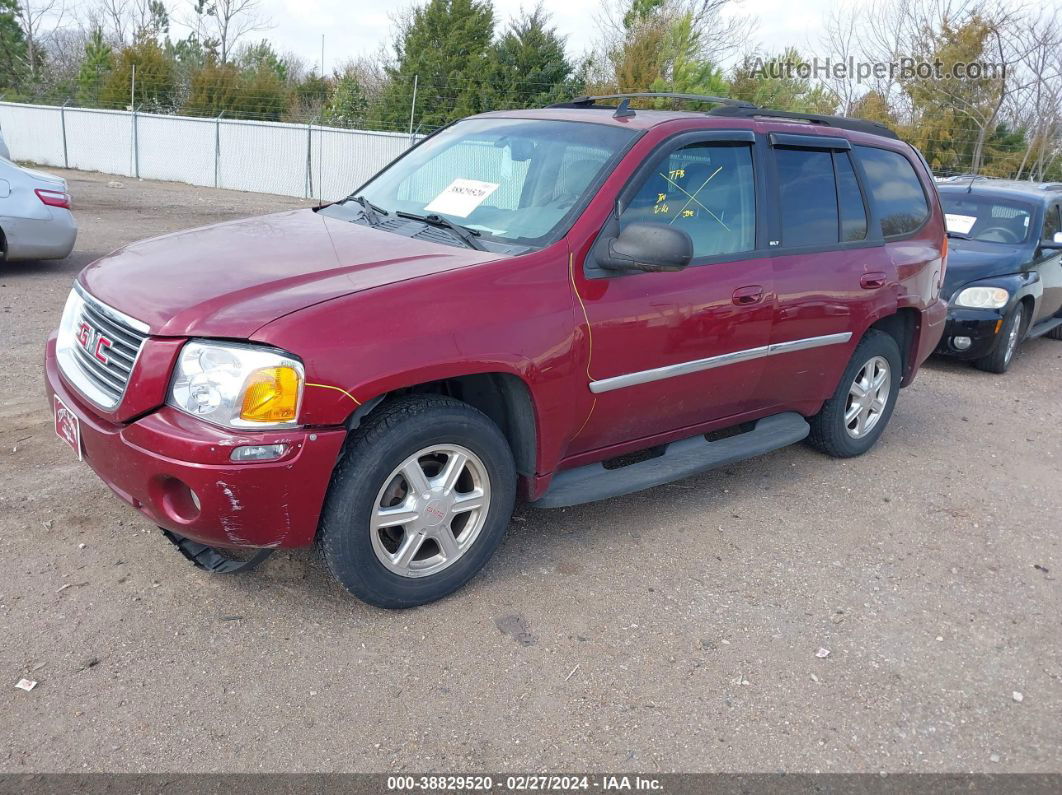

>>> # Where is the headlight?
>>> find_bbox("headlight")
[954,286,1009,309]
[56,289,86,357]
[168,341,304,429]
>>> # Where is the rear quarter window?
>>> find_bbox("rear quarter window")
[855,146,930,237]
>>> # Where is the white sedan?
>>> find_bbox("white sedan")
[0,156,77,261]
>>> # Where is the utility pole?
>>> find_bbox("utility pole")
[60,100,70,169]
[130,64,138,179]
[320,34,325,76]
[408,74,418,139]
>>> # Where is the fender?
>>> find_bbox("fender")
[301,357,536,426]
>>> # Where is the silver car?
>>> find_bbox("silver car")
[0,155,78,261]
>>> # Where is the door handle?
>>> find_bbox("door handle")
[732,285,764,305]
[860,272,887,289]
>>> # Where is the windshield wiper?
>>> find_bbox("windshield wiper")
[396,211,486,251]
[347,195,388,226]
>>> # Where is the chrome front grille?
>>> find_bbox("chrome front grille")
[57,286,150,410]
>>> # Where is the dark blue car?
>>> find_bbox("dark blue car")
[935,178,1062,372]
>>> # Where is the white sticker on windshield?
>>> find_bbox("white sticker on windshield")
[945,213,976,235]
[425,179,499,218]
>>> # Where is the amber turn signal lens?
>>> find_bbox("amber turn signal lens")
[239,366,301,423]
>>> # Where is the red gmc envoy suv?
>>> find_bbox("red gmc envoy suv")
[45,95,948,607]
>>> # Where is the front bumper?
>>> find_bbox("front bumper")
[934,306,1006,361]
[46,337,346,549]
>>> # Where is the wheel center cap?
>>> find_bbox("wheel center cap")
[423,500,448,527]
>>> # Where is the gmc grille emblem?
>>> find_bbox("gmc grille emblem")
[76,320,113,365]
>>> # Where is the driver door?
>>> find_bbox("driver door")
[568,132,775,456]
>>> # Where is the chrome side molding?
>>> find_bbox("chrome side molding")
[588,332,853,394]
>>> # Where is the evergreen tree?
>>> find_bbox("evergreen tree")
[100,39,177,112]
[182,56,241,116]
[728,49,837,114]
[0,0,27,91]
[483,5,576,110]
[77,28,114,105]
[323,68,368,127]
[377,0,495,131]
[182,56,289,120]
[646,13,727,103]
[237,40,287,82]
[901,17,997,175]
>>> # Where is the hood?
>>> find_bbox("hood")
[80,209,500,338]
[941,237,1027,298]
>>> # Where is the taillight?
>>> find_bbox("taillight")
[35,188,71,209]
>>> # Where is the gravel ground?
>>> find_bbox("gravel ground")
[0,169,1059,774]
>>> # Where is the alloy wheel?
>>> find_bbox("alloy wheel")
[369,444,491,578]
[844,355,891,439]
[1004,307,1024,365]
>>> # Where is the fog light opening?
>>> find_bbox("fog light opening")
[230,443,289,462]
[952,336,973,351]
[157,477,201,523]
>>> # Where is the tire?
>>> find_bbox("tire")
[1047,320,1062,340]
[973,303,1025,373]
[807,330,903,458]
[318,394,516,608]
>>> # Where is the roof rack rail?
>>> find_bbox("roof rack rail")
[558,93,757,108]
[1041,182,1062,191]
[707,105,899,140]
[549,93,757,119]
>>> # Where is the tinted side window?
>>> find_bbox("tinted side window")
[836,153,868,241]
[620,142,756,259]
[776,148,837,246]
[1043,205,1061,240]
[856,146,930,236]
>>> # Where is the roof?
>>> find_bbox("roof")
[473,93,902,145]
[474,106,905,146]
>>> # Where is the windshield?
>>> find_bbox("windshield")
[941,194,1035,244]
[351,118,637,247]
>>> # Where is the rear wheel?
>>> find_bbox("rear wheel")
[973,303,1025,373]
[807,330,902,458]
[318,395,516,608]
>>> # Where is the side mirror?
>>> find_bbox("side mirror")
[597,222,693,273]
[1040,232,1062,253]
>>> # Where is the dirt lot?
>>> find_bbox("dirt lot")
[1,169,1059,773]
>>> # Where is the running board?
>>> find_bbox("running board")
[1027,316,1062,339]
[535,412,810,509]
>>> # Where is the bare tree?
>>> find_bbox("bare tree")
[817,6,861,115]
[15,0,66,80]
[186,0,272,62]
[1009,10,1062,180]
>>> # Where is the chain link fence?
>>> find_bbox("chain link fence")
[0,101,417,200]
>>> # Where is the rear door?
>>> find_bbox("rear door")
[764,134,891,407]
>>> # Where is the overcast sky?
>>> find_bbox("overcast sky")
[242,0,860,74]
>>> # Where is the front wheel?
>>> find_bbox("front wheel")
[318,395,516,608]
[807,330,902,458]
[974,303,1025,373]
